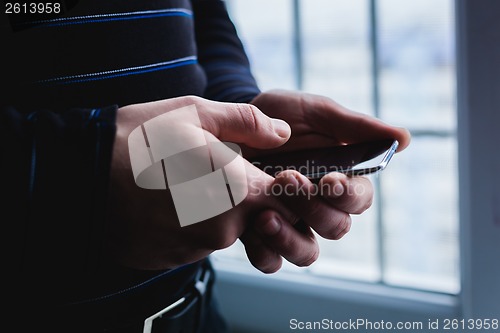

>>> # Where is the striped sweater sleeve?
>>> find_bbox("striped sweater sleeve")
[192,0,261,103]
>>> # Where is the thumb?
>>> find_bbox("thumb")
[200,102,291,149]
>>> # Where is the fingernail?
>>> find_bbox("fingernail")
[275,172,301,194]
[334,180,345,197]
[325,179,344,198]
[259,216,282,236]
[271,118,291,139]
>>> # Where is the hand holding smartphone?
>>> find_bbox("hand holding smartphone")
[250,139,399,181]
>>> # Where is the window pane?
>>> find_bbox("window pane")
[381,136,459,293]
[378,0,456,131]
[377,0,459,293]
[220,0,459,294]
[310,206,380,282]
[225,0,296,91]
[301,0,373,116]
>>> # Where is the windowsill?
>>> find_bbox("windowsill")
[212,256,460,333]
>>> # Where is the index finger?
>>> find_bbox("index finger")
[303,94,411,152]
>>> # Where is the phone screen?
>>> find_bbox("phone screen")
[250,139,398,179]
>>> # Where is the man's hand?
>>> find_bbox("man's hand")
[107,95,334,273]
[238,89,411,273]
[105,92,410,274]
[107,95,296,270]
[249,89,411,154]
[240,169,375,273]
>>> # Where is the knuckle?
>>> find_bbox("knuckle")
[251,254,282,274]
[322,213,351,240]
[296,248,320,267]
[357,196,373,214]
[307,198,325,219]
[286,213,301,226]
[182,95,202,106]
[235,103,261,134]
[275,169,300,184]
[347,198,371,215]
[333,214,352,240]
[259,261,283,274]
[350,180,374,214]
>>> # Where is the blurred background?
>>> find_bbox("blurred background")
[211,1,499,332]
[216,0,458,293]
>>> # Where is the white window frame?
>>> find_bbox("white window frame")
[212,1,500,331]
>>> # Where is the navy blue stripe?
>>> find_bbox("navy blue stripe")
[44,12,192,27]
[41,59,197,85]
[17,9,192,29]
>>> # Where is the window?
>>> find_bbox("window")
[215,0,459,294]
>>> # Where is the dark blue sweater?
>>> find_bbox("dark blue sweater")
[1,0,259,311]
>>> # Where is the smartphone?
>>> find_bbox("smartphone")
[250,139,399,181]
